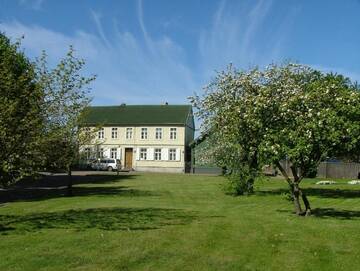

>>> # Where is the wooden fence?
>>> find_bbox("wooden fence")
[192,161,360,179]
[279,161,360,179]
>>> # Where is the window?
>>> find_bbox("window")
[111,128,118,139]
[98,128,104,139]
[170,128,177,139]
[154,148,162,160]
[155,128,162,139]
[126,128,132,139]
[141,128,148,139]
[169,148,176,161]
[98,148,104,158]
[110,148,117,159]
[140,148,147,160]
[84,148,91,159]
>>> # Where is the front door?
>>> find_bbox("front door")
[125,148,133,169]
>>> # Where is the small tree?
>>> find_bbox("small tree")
[0,33,44,187]
[36,46,96,195]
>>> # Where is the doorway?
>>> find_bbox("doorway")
[124,148,133,170]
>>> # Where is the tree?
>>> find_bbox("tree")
[264,66,360,215]
[190,65,268,195]
[0,33,44,187]
[191,63,360,215]
[36,46,96,196]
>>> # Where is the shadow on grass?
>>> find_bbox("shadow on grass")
[277,208,360,220]
[0,207,201,234]
[0,174,158,204]
[256,187,360,199]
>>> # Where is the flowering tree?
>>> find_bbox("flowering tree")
[36,47,96,196]
[191,63,360,215]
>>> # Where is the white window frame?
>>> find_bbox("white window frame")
[126,128,132,139]
[84,148,91,159]
[154,148,162,160]
[140,148,147,160]
[155,128,162,139]
[141,128,148,139]
[110,148,117,159]
[99,148,104,158]
[170,128,177,140]
[169,148,176,161]
[98,128,104,139]
[111,128,118,139]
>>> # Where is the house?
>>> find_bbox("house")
[81,104,195,173]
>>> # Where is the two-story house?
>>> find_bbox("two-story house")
[81,104,195,173]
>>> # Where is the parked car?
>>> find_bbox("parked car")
[92,158,118,171]
[85,159,98,170]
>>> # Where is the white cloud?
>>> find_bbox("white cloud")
[0,16,197,105]
[198,0,299,81]
[1,0,302,106]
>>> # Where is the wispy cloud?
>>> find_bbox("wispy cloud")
[90,10,111,48]
[18,0,44,11]
[1,0,302,106]
[198,0,299,81]
[0,13,197,105]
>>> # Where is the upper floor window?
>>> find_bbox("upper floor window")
[169,148,176,161]
[170,128,177,140]
[141,128,148,139]
[154,148,162,160]
[111,128,118,139]
[98,128,104,139]
[110,148,117,159]
[126,128,132,139]
[155,128,162,139]
[140,148,147,160]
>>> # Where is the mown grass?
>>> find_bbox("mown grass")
[1,173,360,271]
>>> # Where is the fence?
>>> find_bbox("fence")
[191,161,360,179]
[279,160,360,179]
[317,162,360,179]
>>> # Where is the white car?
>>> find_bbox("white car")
[92,158,118,171]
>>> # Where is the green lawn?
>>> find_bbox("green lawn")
[1,173,360,271]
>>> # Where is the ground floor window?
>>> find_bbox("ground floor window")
[154,148,161,160]
[140,148,147,160]
[84,148,91,159]
[169,148,176,161]
[98,148,104,158]
[110,148,117,159]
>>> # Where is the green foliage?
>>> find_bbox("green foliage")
[0,33,44,187]
[191,62,360,214]
[35,46,96,172]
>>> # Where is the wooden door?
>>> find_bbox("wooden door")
[125,148,133,169]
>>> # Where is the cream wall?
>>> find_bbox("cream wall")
[84,125,186,172]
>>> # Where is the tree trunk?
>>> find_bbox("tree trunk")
[67,165,73,197]
[300,189,311,216]
[293,182,303,215]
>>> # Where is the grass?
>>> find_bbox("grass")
[1,173,360,271]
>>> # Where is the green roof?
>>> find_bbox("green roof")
[82,105,192,126]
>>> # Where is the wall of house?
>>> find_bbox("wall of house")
[83,125,186,173]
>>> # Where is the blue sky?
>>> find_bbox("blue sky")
[1,0,360,106]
